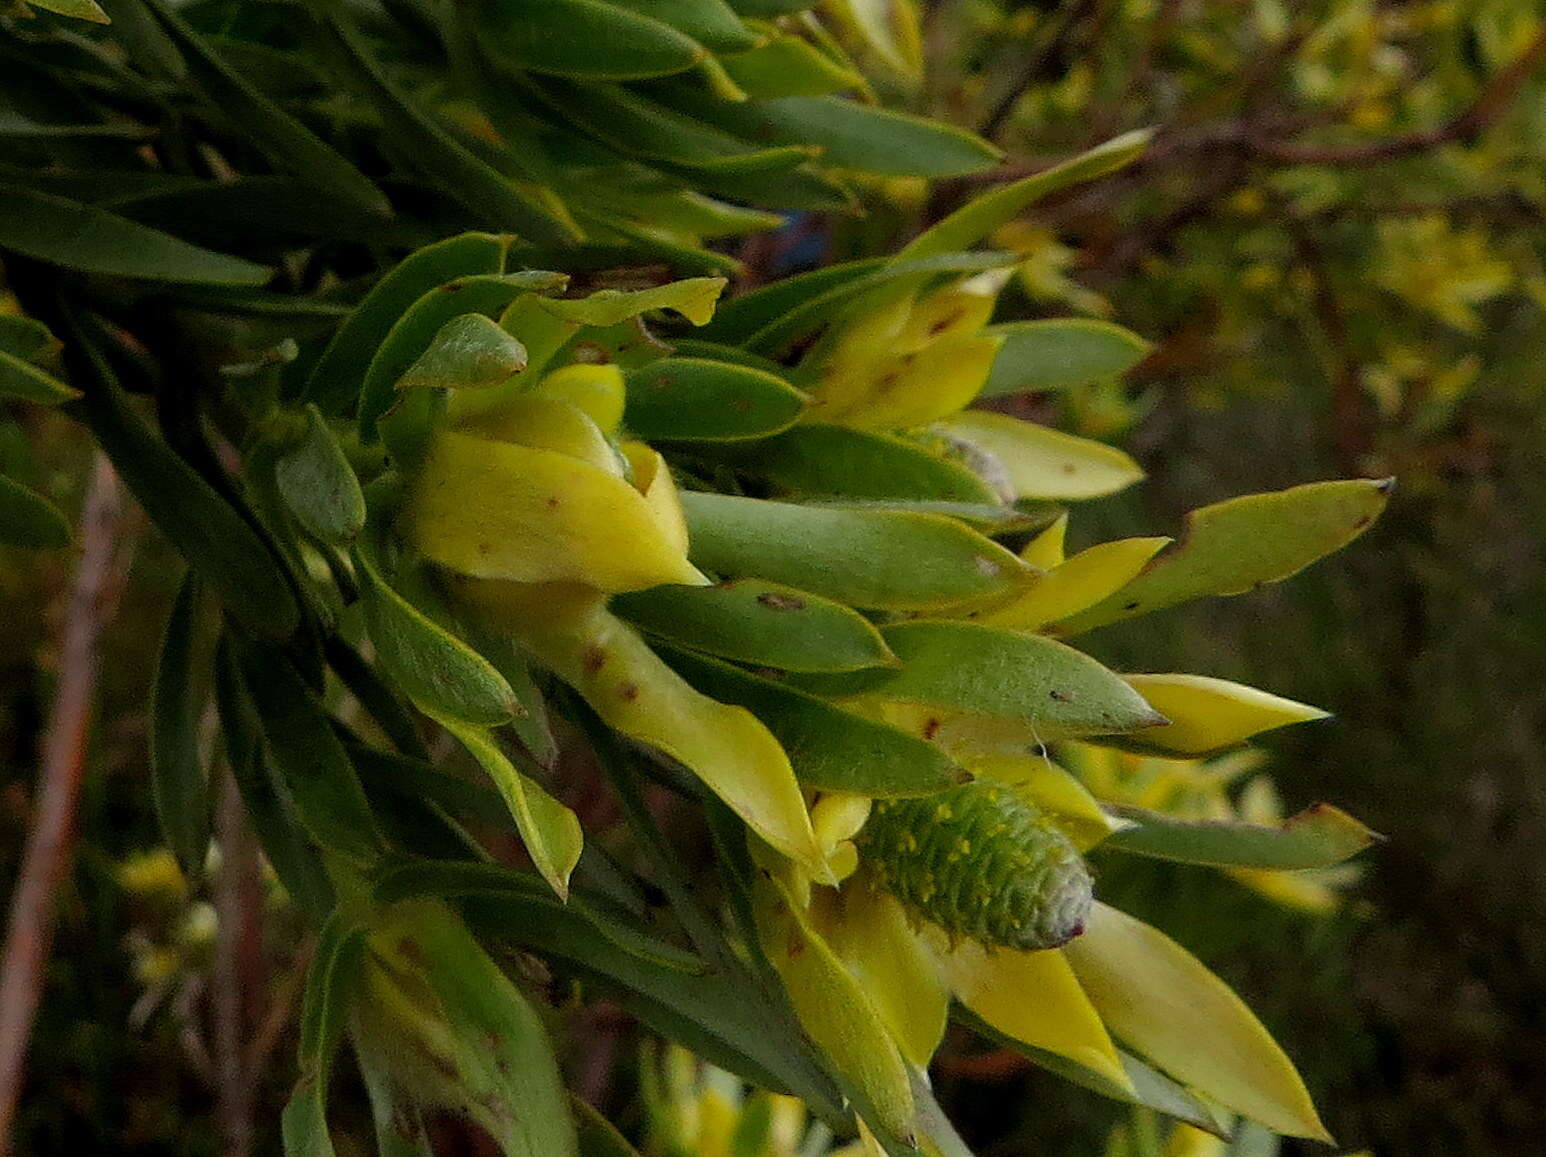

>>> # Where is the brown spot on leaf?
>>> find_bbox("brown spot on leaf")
[757,592,806,611]
[618,682,640,702]
[572,341,609,364]
[922,717,941,741]
[546,496,560,509]
[1049,688,1074,703]
[582,645,607,673]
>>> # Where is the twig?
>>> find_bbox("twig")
[1246,21,1546,164]
[0,456,126,1154]
[212,769,266,1157]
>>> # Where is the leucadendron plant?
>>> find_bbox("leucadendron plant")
[2,5,1389,1155]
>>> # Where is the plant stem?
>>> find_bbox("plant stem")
[0,456,125,1154]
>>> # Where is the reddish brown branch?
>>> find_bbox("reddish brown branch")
[212,771,267,1157]
[0,456,126,1155]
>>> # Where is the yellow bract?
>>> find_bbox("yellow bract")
[1120,674,1330,756]
[934,930,1131,1089]
[404,431,706,592]
[1063,902,1331,1141]
[977,536,1172,630]
[932,410,1145,500]
[531,362,626,433]
[801,280,1005,431]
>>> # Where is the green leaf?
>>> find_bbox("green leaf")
[609,0,760,53]
[213,636,335,921]
[471,0,706,79]
[0,184,267,285]
[138,0,389,215]
[572,1096,643,1157]
[797,620,1166,740]
[529,77,817,176]
[730,424,1003,503]
[355,547,518,726]
[671,90,1002,177]
[320,14,581,246]
[679,491,1032,610]
[662,647,966,795]
[388,903,581,1157]
[233,640,384,861]
[694,258,886,344]
[898,130,1149,261]
[69,342,298,638]
[0,348,78,405]
[149,574,211,881]
[720,34,863,97]
[452,889,844,1115]
[932,411,1145,500]
[1100,803,1381,870]
[282,911,368,1157]
[1049,479,1395,635]
[275,407,366,546]
[396,314,529,394]
[0,473,70,549]
[979,319,1152,398]
[0,315,61,364]
[623,357,806,441]
[359,271,567,439]
[431,715,583,899]
[614,578,894,673]
[305,233,512,414]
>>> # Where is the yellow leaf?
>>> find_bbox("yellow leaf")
[897,284,998,354]
[963,752,1119,850]
[803,289,916,424]
[532,363,626,434]
[932,930,1130,1090]
[1120,675,1329,756]
[454,580,824,872]
[1019,513,1068,569]
[755,873,918,1143]
[978,537,1172,630]
[1062,902,1330,1141]
[460,396,623,474]
[404,431,706,592]
[842,333,1004,431]
[825,882,951,1068]
[933,411,1144,499]
[620,442,691,558]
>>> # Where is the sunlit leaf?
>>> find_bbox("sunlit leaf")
[933,411,1144,500]
[1110,674,1330,756]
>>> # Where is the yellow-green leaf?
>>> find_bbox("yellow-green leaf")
[898,131,1149,262]
[432,715,583,899]
[536,278,727,327]
[1062,902,1331,1141]
[1112,674,1330,757]
[453,581,824,872]
[1050,479,1394,635]
[395,314,529,394]
[979,319,1152,398]
[933,411,1144,500]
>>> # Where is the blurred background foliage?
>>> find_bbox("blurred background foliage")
[3,0,1545,1153]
